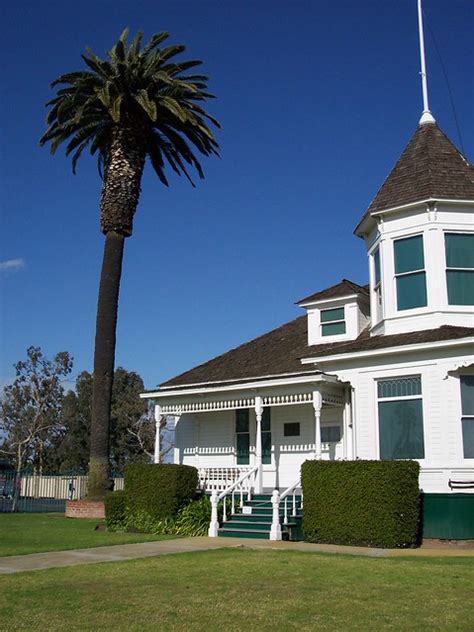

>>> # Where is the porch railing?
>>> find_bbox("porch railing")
[208,465,259,537]
[198,467,250,493]
[269,478,303,541]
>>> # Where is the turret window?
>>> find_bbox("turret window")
[321,307,346,336]
[394,235,427,310]
[445,233,474,305]
[373,247,383,321]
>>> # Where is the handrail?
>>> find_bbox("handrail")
[208,465,259,537]
[217,465,258,501]
[269,478,303,540]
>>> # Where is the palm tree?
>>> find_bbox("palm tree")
[40,29,220,498]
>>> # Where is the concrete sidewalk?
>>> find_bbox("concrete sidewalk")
[1,537,473,574]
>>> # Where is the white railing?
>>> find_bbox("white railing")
[269,478,303,541]
[198,467,250,493]
[208,465,259,537]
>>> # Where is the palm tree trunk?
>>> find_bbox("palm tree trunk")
[88,230,125,498]
[87,117,147,499]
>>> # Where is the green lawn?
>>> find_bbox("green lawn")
[0,513,176,556]
[1,549,473,631]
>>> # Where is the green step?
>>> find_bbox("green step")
[218,528,270,539]
[229,514,273,523]
[223,521,271,531]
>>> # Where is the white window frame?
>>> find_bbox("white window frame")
[376,375,425,460]
[320,307,346,337]
[460,375,474,460]
[393,234,427,312]
[444,231,474,306]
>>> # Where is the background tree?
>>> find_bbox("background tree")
[49,367,165,472]
[40,29,220,497]
[0,347,73,507]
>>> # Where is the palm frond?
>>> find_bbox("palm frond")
[41,28,220,180]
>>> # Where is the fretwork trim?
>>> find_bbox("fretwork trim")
[160,391,343,415]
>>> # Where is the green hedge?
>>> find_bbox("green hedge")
[104,490,127,531]
[301,460,420,548]
[125,463,198,527]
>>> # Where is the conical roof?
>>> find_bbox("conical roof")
[356,122,474,231]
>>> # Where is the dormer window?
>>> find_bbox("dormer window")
[321,307,346,336]
[394,235,427,311]
[445,233,474,306]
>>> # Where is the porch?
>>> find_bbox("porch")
[154,383,353,494]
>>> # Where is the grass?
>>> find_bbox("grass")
[0,513,176,556]
[0,549,473,630]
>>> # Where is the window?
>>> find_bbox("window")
[321,307,346,336]
[373,248,383,321]
[460,376,474,458]
[394,235,427,310]
[284,422,300,437]
[236,409,249,465]
[261,408,272,464]
[378,376,425,459]
[321,425,341,443]
[445,233,474,305]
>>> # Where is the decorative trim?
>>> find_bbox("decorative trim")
[160,390,344,415]
[445,359,474,378]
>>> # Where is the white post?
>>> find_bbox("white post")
[208,491,219,537]
[417,0,435,124]
[313,390,322,459]
[343,388,351,460]
[270,489,282,541]
[254,396,263,494]
[154,404,162,464]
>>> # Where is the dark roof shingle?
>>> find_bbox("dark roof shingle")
[360,122,474,221]
[160,320,473,389]
[296,279,368,305]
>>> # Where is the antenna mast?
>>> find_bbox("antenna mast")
[417,0,435,124]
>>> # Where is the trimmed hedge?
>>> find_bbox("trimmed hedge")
[301,460,420,548]
[104,490,127,531]
[125,463,198,527]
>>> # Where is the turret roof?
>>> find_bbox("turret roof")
[356,122,474,232]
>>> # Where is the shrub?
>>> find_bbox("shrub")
[104,490,127,531]
[301,460,420,548]
[125,463,198,529]
[175,496,211,536]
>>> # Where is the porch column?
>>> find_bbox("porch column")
[154,404,163,464]
[313,390,322,459]
[255,396,263,493]
[343,388,352,460]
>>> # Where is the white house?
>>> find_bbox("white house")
[141,12,473,540]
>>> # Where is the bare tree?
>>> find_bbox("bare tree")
[127,404,174,462]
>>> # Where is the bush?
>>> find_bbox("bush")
[301,460,420,548]
[104,490,127,531]
[125,463,198,529]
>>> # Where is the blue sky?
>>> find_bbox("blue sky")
[1,0,473,390]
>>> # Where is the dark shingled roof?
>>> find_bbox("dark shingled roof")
[363,122,474,217]
[296,279,369,305]
[160,319,473,389]
[161,315,310,388]
[302,325,474,360]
